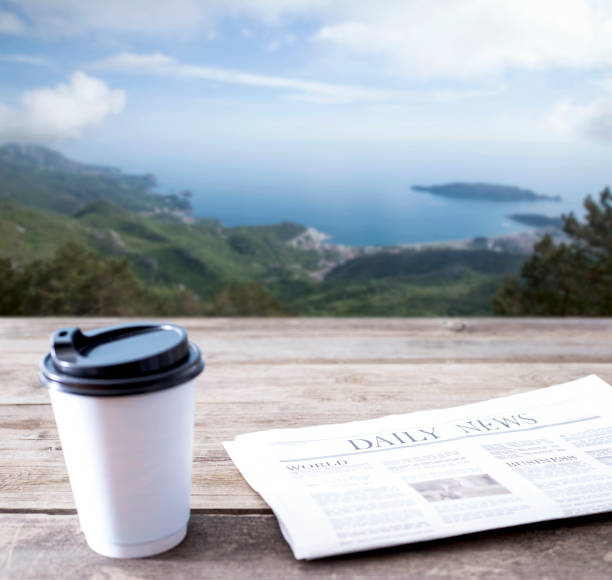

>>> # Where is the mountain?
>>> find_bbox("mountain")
[0,143,123,177]
[0,145,334,300]
[278,256,522,316]
[412,182,561,202]
[1,197,326,297]
[0,143,185,215]
[325,249,525,282]
[0,145,529,316]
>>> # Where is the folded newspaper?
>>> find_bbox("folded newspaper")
[224,375,612,559]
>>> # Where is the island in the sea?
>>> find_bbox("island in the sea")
[412,182,561,202]
[507,213,563,228]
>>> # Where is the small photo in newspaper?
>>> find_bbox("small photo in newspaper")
[410,474,510,503]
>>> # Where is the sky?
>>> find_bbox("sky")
[1,0,612,202]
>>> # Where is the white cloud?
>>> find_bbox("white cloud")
[94,51,177,71]
[95,51,506,105]
[10,0,327,36]
[12,1,612,80]
[547,96,612,142]
[314,1,612,79]
[0,54,46,65]
[228,0,332,25]
[430,86,507,103]
[12,0,211,37]
[265,40,280,53]
[593,77,612,94]
[544,75,612,142]
[94,52,397,104]
[0,10,25,35]
[0,72,126,144]
[174,66,393,103]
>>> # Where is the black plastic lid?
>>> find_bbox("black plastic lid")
[40,323,204,396]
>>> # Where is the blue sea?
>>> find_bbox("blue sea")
[158,182,584,247]
[65,139,606,247]
[146,152,595,247]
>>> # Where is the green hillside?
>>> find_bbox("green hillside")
[1,198,321,298]
[326,249,525,282]
[0,144,527,316]
[274,251,524,316]
[1,200,91,262]
[0,144,189,215]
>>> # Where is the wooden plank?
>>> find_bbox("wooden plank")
[2,319,612,575]
[1,513,612,579]
[5,358,612,405]
[1,318,611,365]
[2,363,611,510]
[4,316,612,336]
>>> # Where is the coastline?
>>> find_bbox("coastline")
[285,225,565,281]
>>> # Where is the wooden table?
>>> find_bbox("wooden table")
[2,318,612,579]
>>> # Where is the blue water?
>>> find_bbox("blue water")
[174,184,583,247]
[149,156,588,247]
[63,138,604,247]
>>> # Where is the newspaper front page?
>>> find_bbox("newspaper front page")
[224,375,612,559]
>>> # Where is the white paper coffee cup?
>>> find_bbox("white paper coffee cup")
[40,323,204,558]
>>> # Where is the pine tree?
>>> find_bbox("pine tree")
[494,189,612,315]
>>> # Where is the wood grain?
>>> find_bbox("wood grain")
[1,317,611,365]
[1,513,612,579]
[1,318,612,576]
[2,362,612,510]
